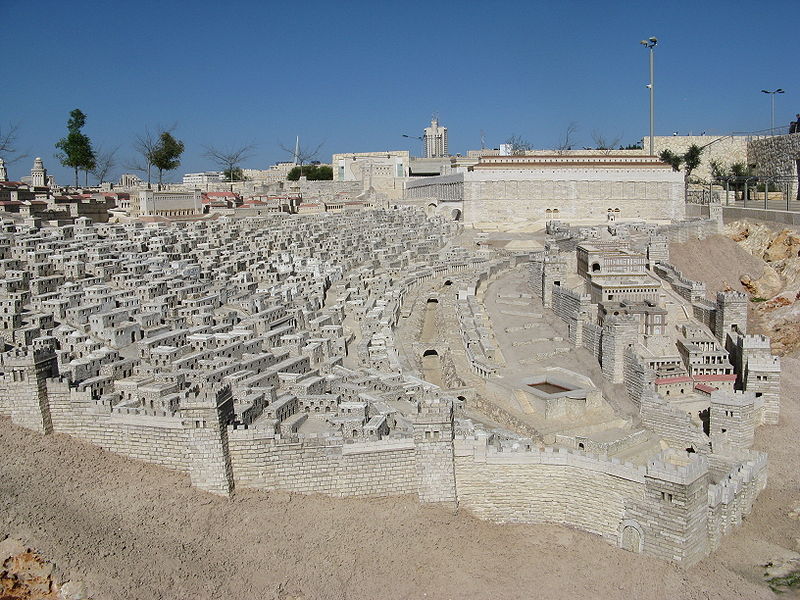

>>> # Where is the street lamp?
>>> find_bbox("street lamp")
[402,133,423,157]
[760,89,784,133]
[640,37,658,155]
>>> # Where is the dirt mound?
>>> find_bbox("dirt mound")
[0,415,783,600]
[671,224,800,356]
[669,234,769,298]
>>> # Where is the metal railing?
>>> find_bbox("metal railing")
[710,175,799,211]
[730,125,794,141]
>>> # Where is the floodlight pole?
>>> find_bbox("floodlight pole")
[761,89,784,133]
[641,37,658,156]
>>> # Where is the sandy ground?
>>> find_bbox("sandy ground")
[1,235,799,599]
[3,358,800,600]
[0,412,790,600]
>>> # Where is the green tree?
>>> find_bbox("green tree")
[222,167,245,181]
[659,144,704,199]
[287,164,333,181]
[151,132,184,188]
[55,109,95,187]
[728,162,755,202]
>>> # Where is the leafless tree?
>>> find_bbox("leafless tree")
[278,139,324,175]
[555,122,579,155]
[203,144,256,181]
[504,135,532,155]
[90,145,119,185]
[132,127,157,187]
[123,157,149,182]
[591,131,623,155]
[0,122,28,165]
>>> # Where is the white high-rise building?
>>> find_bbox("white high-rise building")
[423,117,448,158]
[182,171,223,186]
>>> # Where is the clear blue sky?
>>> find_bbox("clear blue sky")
[4,0,798,183]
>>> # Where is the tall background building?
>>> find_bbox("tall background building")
[423,117,448,158]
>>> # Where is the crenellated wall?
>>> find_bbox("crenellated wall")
[453,437,646,542]
[640,391,710,453]
[45,378,191,472]
[706,451,768,552]
[2,364,769,566]
[228,431,418,497]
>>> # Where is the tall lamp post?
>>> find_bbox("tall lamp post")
[402,133,423,157]
[640,37,658,155]
[760,89,784,133]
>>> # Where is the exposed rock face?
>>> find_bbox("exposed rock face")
[740,264,783,299]
[724,221,800,356]
[763,230,800,262]
[0,538,88,600]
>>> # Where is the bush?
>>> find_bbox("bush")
[287,165,333,181]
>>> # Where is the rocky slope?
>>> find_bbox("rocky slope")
[671,222,800,356]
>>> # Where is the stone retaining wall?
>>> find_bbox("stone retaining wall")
[454,438,645,542]
[227,431,418,497]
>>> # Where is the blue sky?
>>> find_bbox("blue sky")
[4,0,798,183]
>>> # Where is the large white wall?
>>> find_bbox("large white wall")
[406,166,685,226]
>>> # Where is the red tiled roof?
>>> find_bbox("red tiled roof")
[654,376,693,385]
[693,374,736,382]
[203,192,240,199]
[694,383,717,394]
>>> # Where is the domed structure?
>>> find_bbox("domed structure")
[30,157,47,187]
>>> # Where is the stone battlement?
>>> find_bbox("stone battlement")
[646,449,708,485]
[454,436,646,482]
[707,452,767,507]
[710,389,756,407]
